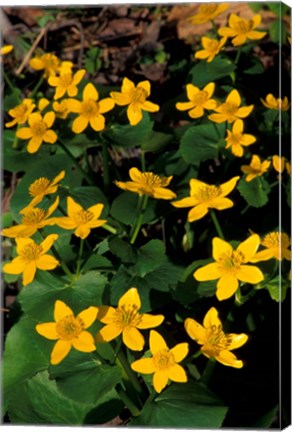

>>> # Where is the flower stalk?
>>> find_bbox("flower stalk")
[130,194,149,245]
[209,209,225,239]
[58,138,93,185]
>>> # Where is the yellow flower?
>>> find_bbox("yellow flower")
[272,155,285,174]
[29,53,61,78]
[250,232,291,262]
[176,83,217,119]
[208,89,254,124]
[96,288,164,351]
[188,3,229,25]
[66,83,114,133]
[261,94,290,111]
[2,234,59,286]
[241,155,271,182]
[131,330,188,393]
[115,167,177,200]
[110,77,159,126]
[286,161,291,176]
[48,68,86,100]
[194,235,264,301]
[1,197,59,238]
[1,45,14,56]
[53,197,107,239]
[172,176,239,222]
[218,14,267,46]
[38,98,50,112]
[5,99,36,128]
[36,300,98,365]
[16,112,57,154]
[25,171,65,208]
[185,307,248,368]
[195,37,227,63]
[52,99,70,119]
[225,119,256,157]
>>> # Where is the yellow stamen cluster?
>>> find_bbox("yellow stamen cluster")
[56,315,84,340]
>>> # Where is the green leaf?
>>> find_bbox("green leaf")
[130,382,228,427]
[286,178,291,207]
[104,114,153,148]
[180,123,225,164]
[252,405,278,428]
[268,3,290,16]
[71,185,109,213]
[109,237,136,263]
[248,2,263,12]
[82,253,113,272]
[7,370,91,425]
[237,177,271,208]
[110,191,157,226]
[243,57,265,75]
[188,56,236,87]
[264,275,289,302]
[135,239,166,276]
[269,18,286,43]
[4,86,22,110]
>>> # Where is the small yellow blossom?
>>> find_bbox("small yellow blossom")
[2,234,59,286]
[5,99,36,128]
[48,68,86,100]
[110,77,159,126]
[172,176,239,222]
[188,3,229,25]
[96,288,164,351]
[241,155,271,182]
[261,94,290,111]
[286,161,291,175]
[195,37,227,63]
[218,14,267,46]
[176,83,217,119]
[58,60,74,73]
[25,171,65,208]
[1,45,14,56]
[38,98,50,112]
[36,300,98,365]
[29,53,61,78]
[53,197,107,239]
[131,330,188,393]
[194,235,264,301]
[272,155,285,174]
[115,167,176,200]
[225,119,256,157]
[16,112,57,153]
[1,197,59,238]
[52,99,71,119]
[66,83,114,133]
[250,232,291,262]
[208,89,254,124]
[185,307,248,368]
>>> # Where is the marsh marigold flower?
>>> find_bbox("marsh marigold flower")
[5,99,36,128]
[1,45,14,56]
[52,100,71,119]
[241,155,271,182]
[218,14,266,46]
[208,89,254,124]
[25,171,65,208]
[272,155,285,174]
[96,288,164,351]
[53,197,106,239]
[48,68,86,100]
[261,94,290,111]
[172,176,239,222]
[185,307,248,368]
[66,83,114,133]
[3,234,59,286]
[115,167,176,200]
[36,300,98,365]
[29,53,61,78]
[1,197,59,238]
[250,232,291,262]
[194,235,264,301]
[131,330,188,393]
[195,37,227,63]
[176,83,217,119]
[188,3,229,25]
[16,112,57,153]
[225,119,256,157]
[110,77,159,126]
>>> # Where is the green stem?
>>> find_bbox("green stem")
[76,238,84,277]
[209,209,225,240]
[234,46,242,65]
[30,75,45,99]
[130,195,149,245]
[241,204,250,215]
[101,139,110,193]
[115,384,141,417]
[58,138,93,185]
[3,70,17,95]
[210,19,218,37]
[270,180,280,188]
[101,223,118,235]
[116,349,144,398]
[201,359,216,385]
[51,244,75,281]
[141,150,146,172]
[12,124,20,149]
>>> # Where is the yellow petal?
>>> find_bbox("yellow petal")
[137,80,151,95]
[153,187,177,200]
[28,112,42,126]
[122,77,135,93]
[237,234,261,262]
[193,262,221,281]
[97,323,121,342]
[203,82,215,98]
[87,203,104,219]
[97,305,117,323]
[51,170,66,187]
[153,371,169,393]
[35,322,58,340]
[249,249,274,263]
[67,196,83,217]
[15,237,34,254]
[77,306,98,329]
[73,69,86,85]
[131,358,155,374]
[184,318,207,344]
[149,330,168,355]
[218,27,237,38]
[172,197,198,208]
[188,204,209,222]
[220,176,240,197]
[27,137,43,154]
[72,115,89,133]
[216,274,239,301]
[36,255,59,270]
[211,197,234,210]
[3,257,25,275]
[237,265,264,284]
[66,85,78,98]
[1,224,36,238]
[189,178,208,196]
[23,263,37,285]
[129,167,142,182]
[170,342,189,362]
[212,237,233,261]
[71,331,96,352]
[203,307,221,328]
[40,234,59,254]
[237,105,254,118]
[83,83,98,101]
[137,313,164,329]
[215,350,243,368]
[43,111,55,128]
[43,130,57,144]
[208,113,228,123]
[118,287,141,310]
[227,333,248,350]
[232,35,247,46]
[127,104,143,126]
[99,98,115,114]
[176,101,195,111]
[90,115,105,131]
[53,217,76,230]
[29,57,45,70]
[188,106,205,119]
[54,300,74,322]
[51,339,72,365]
[142,101,159,113]
[122,327,145,351]
[75,225,91,239]
[66,98,82,113]
[16,128,33,140]
[186,84,199,100]
[167,364,187,382]
[247,31,266,40]
[110,91,131,106]
[226,89,241,107]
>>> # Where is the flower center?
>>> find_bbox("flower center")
[30,120,47,137]
[153,349,175,371]
[56,315,84,340]
[200,4,217,15]
[228,132,242,146]
[20,243,43,261]
[141,172,165,187]
[130,87,148,104]
[192,90,209,106]
[73,209,94,225]
[222,102,238,115]
[235,19,253,35]
[42,54,60,70]
[197,185,221,201]
[218,250,245,272]
[29,177,51,196]
[59,73,73,88]
[81,100,99,118]
[115,304,141,328]
[203,324,232,356]
[207,39,220,52]
[14,104,28,118]
[21,208,46,225]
